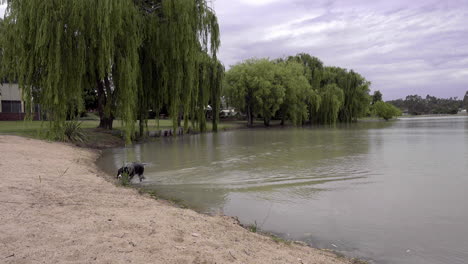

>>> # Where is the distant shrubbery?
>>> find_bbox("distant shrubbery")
[387,94,466,115]
[372,101,402,120]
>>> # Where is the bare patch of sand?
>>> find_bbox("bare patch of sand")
[0,136,352,264]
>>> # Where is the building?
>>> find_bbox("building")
[0,83,39,121]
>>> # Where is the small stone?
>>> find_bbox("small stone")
[191,233,200,237]
[293,241,308,246]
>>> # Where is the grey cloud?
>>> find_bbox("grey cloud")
[0,4,6,18]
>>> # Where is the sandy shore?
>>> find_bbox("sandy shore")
[0,135,352,264]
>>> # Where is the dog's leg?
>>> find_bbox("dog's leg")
[138,174,145,182]
[128,173,135,181]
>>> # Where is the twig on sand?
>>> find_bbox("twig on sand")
[0,200,84,206]
[229,251,237,260]
[5,253,15,258]
[59,167,70,177]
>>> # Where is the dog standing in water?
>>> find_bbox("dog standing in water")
[117,162,145,182]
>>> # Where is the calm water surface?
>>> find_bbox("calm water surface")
[97,117,468,264]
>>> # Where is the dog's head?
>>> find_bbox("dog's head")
[117,167,124,179]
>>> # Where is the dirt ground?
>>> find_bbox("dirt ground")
[0,135,352,264]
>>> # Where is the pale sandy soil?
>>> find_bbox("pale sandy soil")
[0,136,353,264]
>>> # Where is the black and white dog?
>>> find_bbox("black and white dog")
[117,162,145,182]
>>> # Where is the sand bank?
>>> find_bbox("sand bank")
[0,135,352,264]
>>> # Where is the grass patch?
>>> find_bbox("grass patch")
[245,221,258,233]
[0,117,246,148]
[119,172,131,186]
[270,234,292,245]
[351,259,369,264]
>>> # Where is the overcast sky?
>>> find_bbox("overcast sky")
[2,1,467,100]
[214,0,468,100]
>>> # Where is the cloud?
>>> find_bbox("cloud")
[0,4,6,18]
[214,0,468,100]
[1,2,466,100]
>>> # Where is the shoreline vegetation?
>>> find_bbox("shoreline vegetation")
[0,135,365,264]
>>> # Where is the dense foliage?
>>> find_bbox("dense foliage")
[463,91,468,111]
[0,0,222,140]
[372,90,383,105]
[224,54,372,126]
[372,101,402,121]
[224,59,284,126]
[388,94,465,115]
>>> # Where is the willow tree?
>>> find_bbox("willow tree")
[317,84,344,124]
[192,53,224,132]
[337,70,371,123]
[0,18,4,79]
[209,59,224,132]
[1,0,140,139]
[320,66,371,123]
[288,53,323,124]
[275,61,311,126]
[136,0,221,134]
[225,59,285,127]
[84,0,141,131]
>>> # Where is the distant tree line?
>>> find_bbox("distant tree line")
[224,54,379,126]
[387,93,468,115]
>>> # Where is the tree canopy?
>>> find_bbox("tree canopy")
[276,60,312,126]
[372,90,383,105]
[0,0,222,140]
[224,59,284,126]
[224,53,372,126]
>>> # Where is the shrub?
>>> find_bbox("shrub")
[63,121,87,142]
[119,171,131,186]
[373,101,402,120]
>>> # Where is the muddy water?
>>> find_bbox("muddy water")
[97,117,468,264]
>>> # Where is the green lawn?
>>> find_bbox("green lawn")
[0,118,246,140]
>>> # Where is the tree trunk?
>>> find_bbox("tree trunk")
[99,117,114,129]
[309,104,313,125]
[139,116,144,138]
[97,79,107,129]
[247,105,253,127]
[264,117,270,127]
[97,76,114,130]
[177,112,182,128]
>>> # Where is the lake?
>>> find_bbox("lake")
[97,116,468,264]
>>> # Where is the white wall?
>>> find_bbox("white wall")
[0,83,23,113]
[0,83,22,100]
